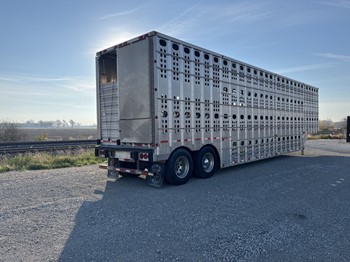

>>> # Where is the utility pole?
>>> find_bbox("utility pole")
[347,116,350,142]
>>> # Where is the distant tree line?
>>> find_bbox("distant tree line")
[18,119,82,128]
[319,118,347,132]
[0,120,97,142]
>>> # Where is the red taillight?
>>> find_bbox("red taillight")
[139,153,149,160]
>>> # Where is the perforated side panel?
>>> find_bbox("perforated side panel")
[99,82,119,141]
[153,33,319,167]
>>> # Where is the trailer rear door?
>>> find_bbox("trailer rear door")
[118,38,154,144]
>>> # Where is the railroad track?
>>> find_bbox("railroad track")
[0,140,96,154]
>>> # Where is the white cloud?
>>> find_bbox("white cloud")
[319,0,350,9]
[22,76,70,82]
[156,3,202,36]
[219,2,275,23]
[0,74,97,124]
[30,100,92,109]
[0,73,95,96]
[153,1,320,40]
[58,77,95,95]
[0,76,20,82]
[0,74,70,83]
[275,63,334,74]
[318,53,350,62]
[147,1,277,41]
[98,8,139,20]
[88,1,320,55]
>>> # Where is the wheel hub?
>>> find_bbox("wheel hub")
[175,156,189,178]
[202,153,214,173]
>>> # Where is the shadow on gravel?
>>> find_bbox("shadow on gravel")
[58,154,350,261]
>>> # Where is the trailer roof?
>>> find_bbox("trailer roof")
[96,31,318,91]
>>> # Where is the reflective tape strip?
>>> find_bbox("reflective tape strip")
[115,167,150,176]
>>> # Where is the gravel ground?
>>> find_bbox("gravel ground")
[1,139,350,262]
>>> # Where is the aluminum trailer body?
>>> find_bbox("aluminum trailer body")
[95,31,319,186]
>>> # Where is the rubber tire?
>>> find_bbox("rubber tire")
[193,146,218,179]
[165,149,193,185]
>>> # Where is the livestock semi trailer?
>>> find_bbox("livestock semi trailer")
[95,31,319,187]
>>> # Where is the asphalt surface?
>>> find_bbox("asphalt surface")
[1,139,350,262]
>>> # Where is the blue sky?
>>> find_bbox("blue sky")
[0,0,349,124]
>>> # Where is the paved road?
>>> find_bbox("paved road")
[1,140,350,261]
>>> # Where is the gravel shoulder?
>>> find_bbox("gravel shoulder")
[1,140,350,261]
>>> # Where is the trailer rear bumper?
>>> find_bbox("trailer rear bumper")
[98,163,153,177]
[96,145,164,187]
[99,162,164,187]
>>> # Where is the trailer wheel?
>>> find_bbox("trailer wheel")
[193,146,218,179]
[165,149,193,185]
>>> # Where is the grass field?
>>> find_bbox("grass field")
[0,149,105,173]
[21,128,97,141]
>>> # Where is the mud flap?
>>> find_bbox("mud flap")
[147,163,164,188]
[107,157,119,179]
[107,170,119,179]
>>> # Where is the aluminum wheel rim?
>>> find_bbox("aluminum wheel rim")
[202,152,214,173]
[174,156,190,178]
